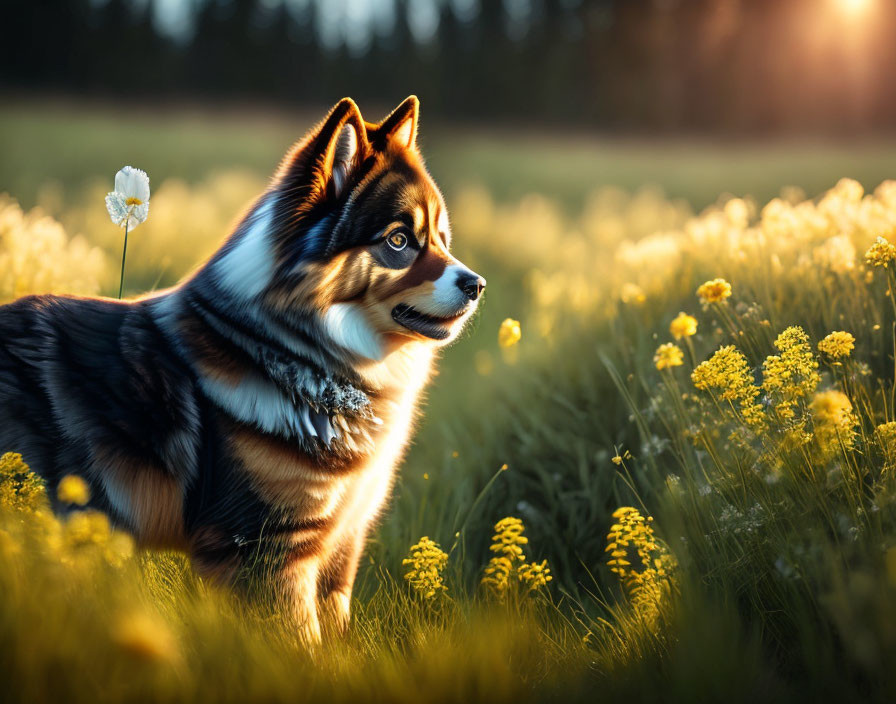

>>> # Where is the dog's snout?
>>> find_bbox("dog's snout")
[457,272,486,302]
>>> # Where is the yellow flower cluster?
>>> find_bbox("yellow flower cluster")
[57,475,90,506]
[482,517,528,595]
[481,516,552,596]
[669,312,697,339]
[762,326,820,421]
[498,318,522,348]
[60,510,135,567]
[875,422,896,473]
[876,421,896,449]
[692,346,765,430]
[696,278,732,305]
[654,343,684,371]
[876,420,896,442]
[0,453,133,567]
[517,560,552,590]
[0,452,47,512]
[402,536,449,599]
[865,236,896,268]
[810,390,857,461]
[0,196,105,303]
[817,331,855,360]
[605,507,676,624]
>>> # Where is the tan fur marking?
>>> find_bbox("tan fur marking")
[413,205,426,233]
[230,428,347,516]
[266,249,374,312]
[378,246,449,299]
[96,449,187,549]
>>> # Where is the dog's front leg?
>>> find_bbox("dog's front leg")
[281,557,323,645]
[317,532,366,635]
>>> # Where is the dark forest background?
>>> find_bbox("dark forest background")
[3,0,895,134]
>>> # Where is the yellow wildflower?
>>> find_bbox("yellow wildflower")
[865,236,896,268]
[605,507,677,624]
[875,422,896,473]
[0,196,106,303]
[56,508,133,566]
[402,536,449,599]
[518,559,552,591]
[669,312,698,339]
[620,283,646,305]
[488,516,528,561]
[64,510,111,548]
[692,345,765,430]
[762,326,820,421]
[112,610,179,663]
[876,421,896,450]
[482,555,514,595]
[654,343,684,371]
[498,318,522,348]
[482,516,551,597]
[0,452,46,512]
[611,450,632,466]
[696,278,732,305]
[810,390,857,461]
[57,474,90,506]
[817,331,855,359]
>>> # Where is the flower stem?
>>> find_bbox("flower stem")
[118,220,130,299]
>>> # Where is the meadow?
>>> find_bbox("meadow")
[2,101,896,702]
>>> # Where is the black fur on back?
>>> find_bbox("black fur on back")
[0,295,200,522]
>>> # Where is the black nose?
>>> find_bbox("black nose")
[457,273,486,301]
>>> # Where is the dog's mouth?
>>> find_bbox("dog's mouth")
[391,304,466,340]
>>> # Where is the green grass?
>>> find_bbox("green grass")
[5,99,896,211]
[3,101,896,702]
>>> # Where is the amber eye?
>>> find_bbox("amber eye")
[387,231,408,251]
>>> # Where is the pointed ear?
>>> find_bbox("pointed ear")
[375,96,419,150]
[309,98,367,199]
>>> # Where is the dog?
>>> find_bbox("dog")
[0,96,484,641]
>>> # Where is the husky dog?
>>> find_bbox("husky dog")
[0,96,484,641]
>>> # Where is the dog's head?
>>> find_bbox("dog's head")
[227,96,484,362]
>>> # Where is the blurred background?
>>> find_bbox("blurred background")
[4,0,896,133]
[4,0,896,214]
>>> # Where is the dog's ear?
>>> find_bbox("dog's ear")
[315,98,367,199]
[373,96,419,151]
[281,98,367,205]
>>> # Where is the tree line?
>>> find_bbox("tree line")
[3,0,896,134]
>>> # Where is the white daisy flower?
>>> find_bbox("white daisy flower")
[105,166,150,229]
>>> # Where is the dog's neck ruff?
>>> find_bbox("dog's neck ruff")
[152,282,380,453]
[257,346,371,419]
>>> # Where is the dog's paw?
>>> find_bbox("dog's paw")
[319,589,352,637]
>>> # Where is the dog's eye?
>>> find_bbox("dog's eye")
[386,231,408,251]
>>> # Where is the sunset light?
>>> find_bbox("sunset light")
[835,0,874,18]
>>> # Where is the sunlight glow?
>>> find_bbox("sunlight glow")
[835,0,874,17]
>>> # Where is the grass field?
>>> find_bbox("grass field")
[2,101,896,702]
